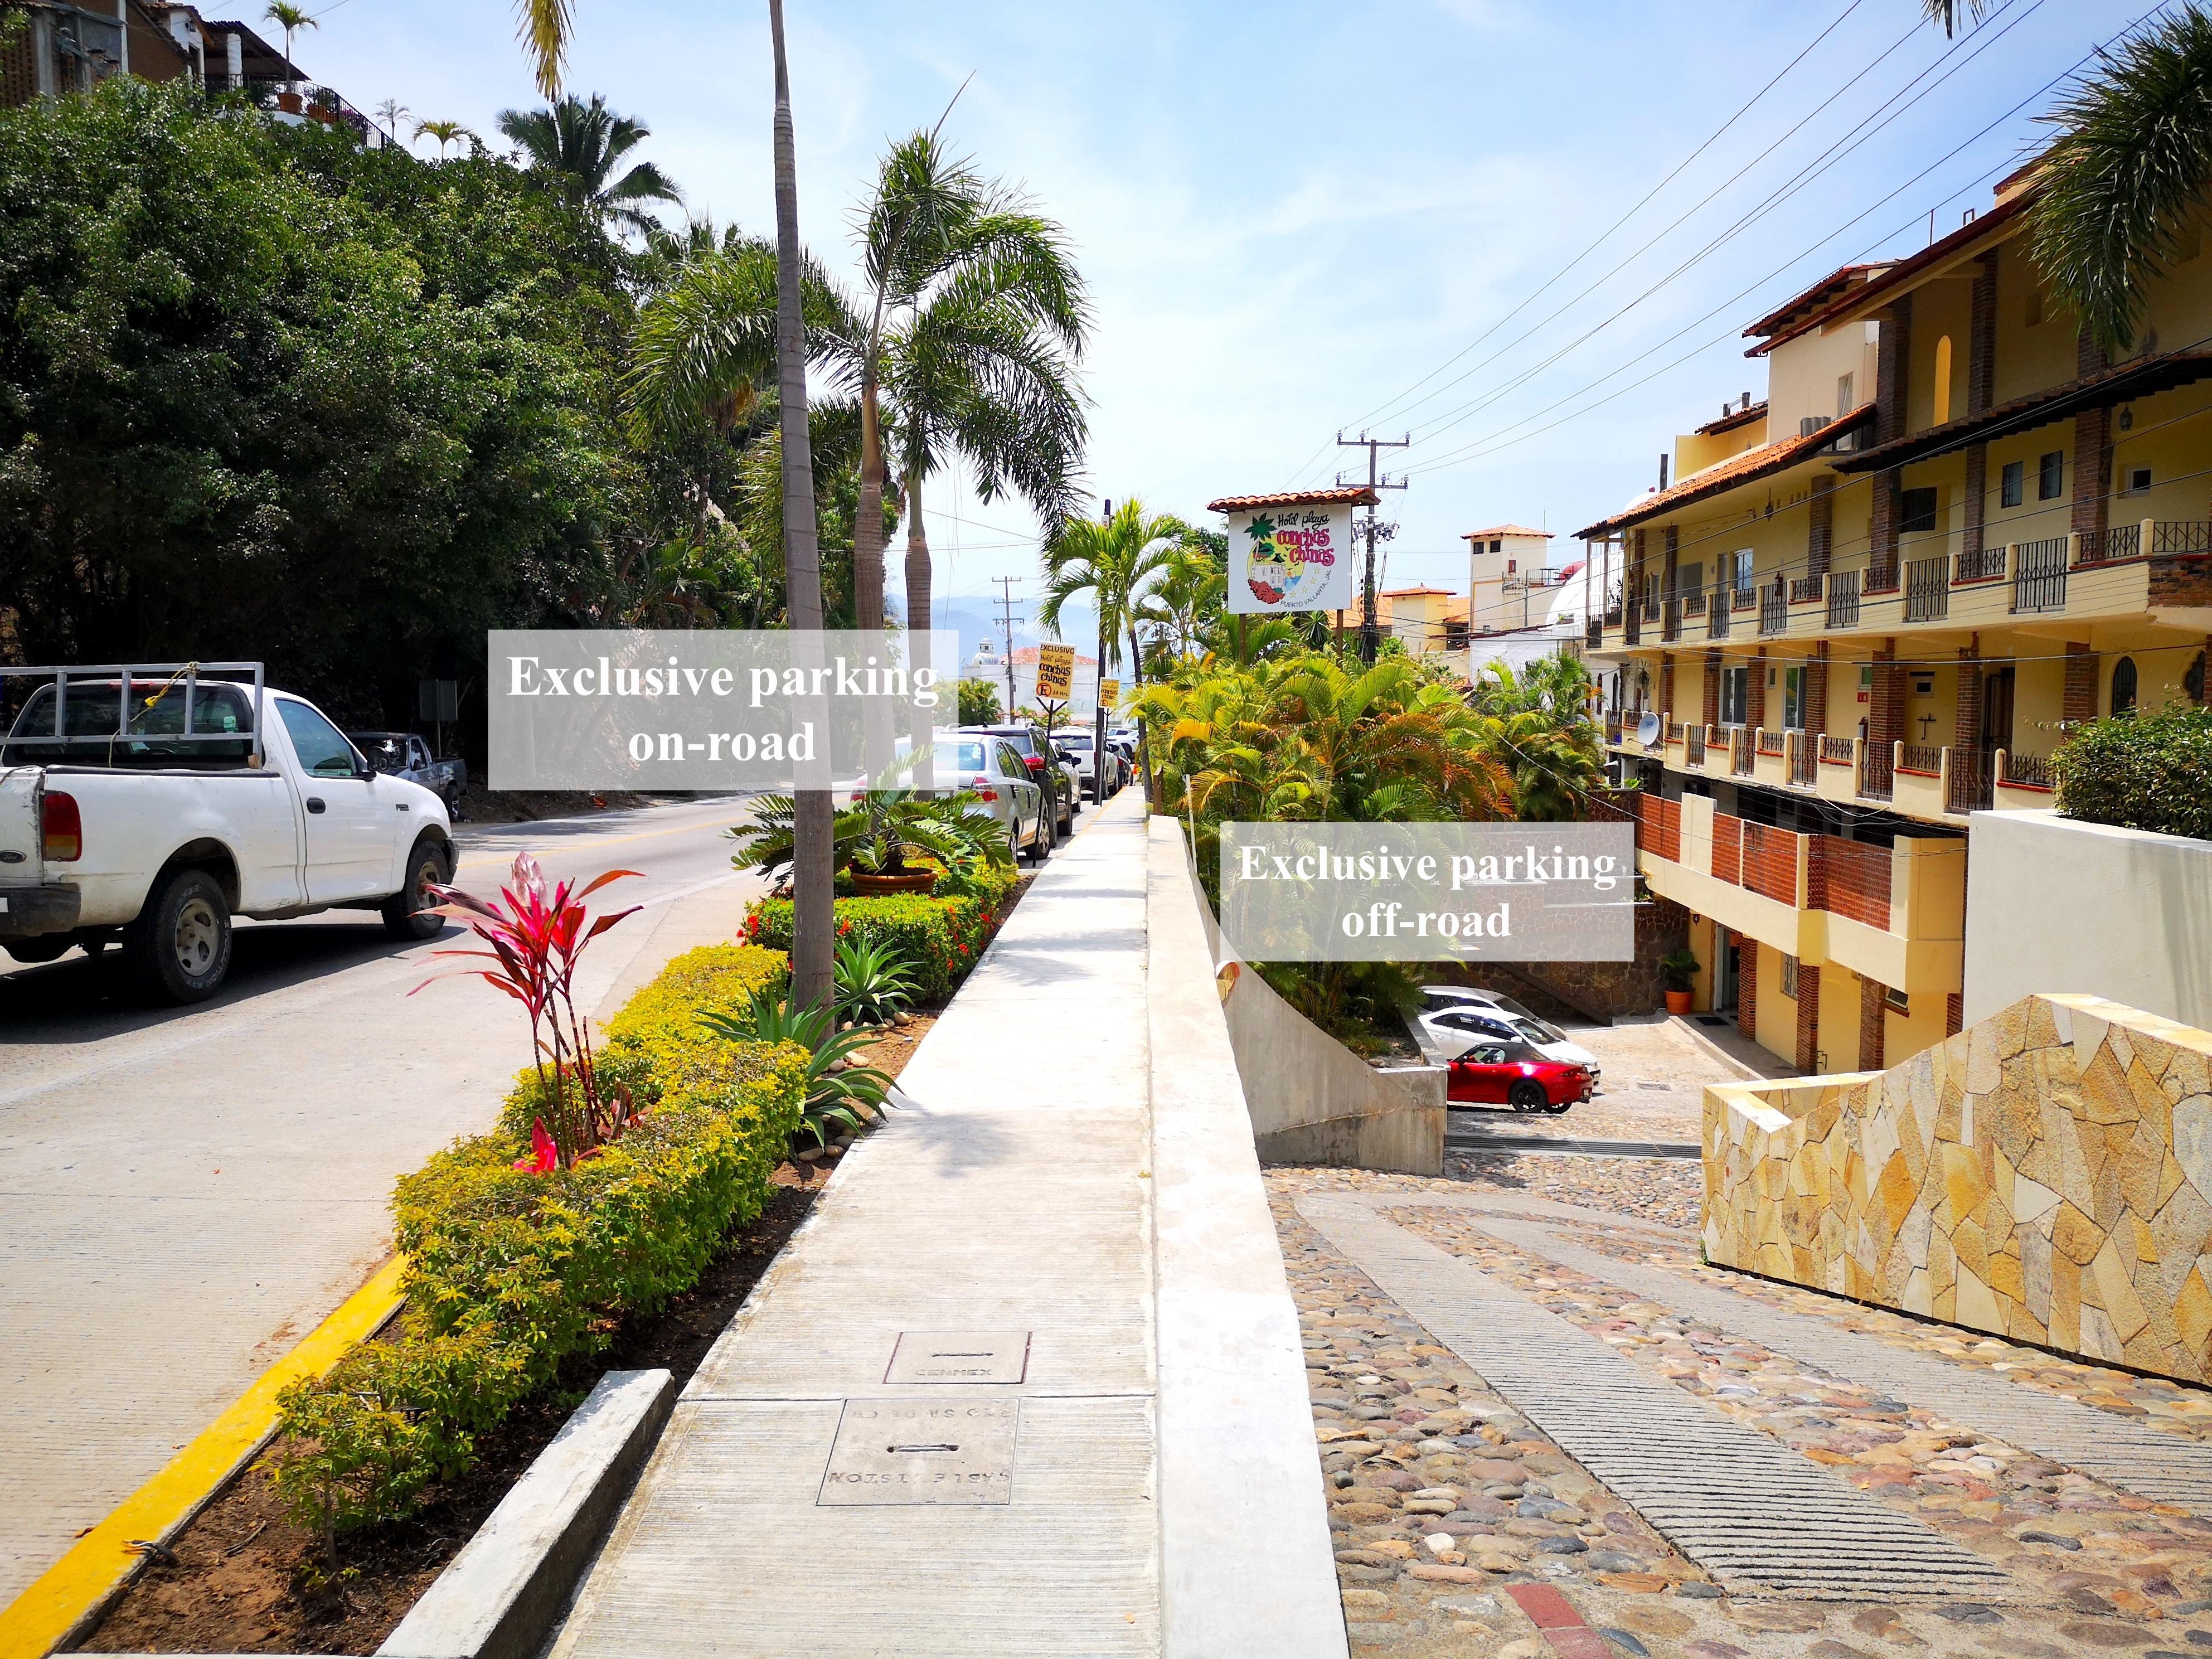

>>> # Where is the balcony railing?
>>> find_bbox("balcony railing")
[1604,603,1624,627]
[1665,719,1685,745]
[1604,713,1623,745]
[1684,590,1707,617]
[1954,544,2006,583]
[1641,594,1662,622]
[1759,582,1787,637]
[2013,537,2069,613]
[1732,586,1757,614]
[2082,522,2141,565]
[1788,730,1818,787]
[1866,559,1900,596]
[1826,568,1860,630]
[1789,574,1825,604]
[1730,726,1754,777]
[2153,520,2212,555]
[1948,747,1994,813]
[2001,749,2054,790]
[1820,734,1855,766]
[1585,616,1603,648]
[1900,744,1942,775]
[1661,596,1681,642]
[1708,586,1732,638]
[1755,728,1785,757]
[1860,740,1894,801]
[1686,725,1706,767]
[1904,556,1949,622]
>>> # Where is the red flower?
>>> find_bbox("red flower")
[513,1117,559,1174]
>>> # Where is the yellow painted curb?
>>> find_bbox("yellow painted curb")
[0,1255,408,1659]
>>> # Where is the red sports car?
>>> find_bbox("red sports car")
[1447,1041,1593,1115]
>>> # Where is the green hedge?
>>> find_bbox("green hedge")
[273,945,799,1537]
[742,892,995,998]
[2054,707,2212,842]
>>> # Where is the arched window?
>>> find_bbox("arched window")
[2112,655,2138,717]
[1932,336,1954,425]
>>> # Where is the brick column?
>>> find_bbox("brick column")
[1627,528,1646,644]
[1871,295,1912,586]
[1704,649,1720,727]
[1738,936,1758,1040]
[1859,976,1886,1071]
[2072,329,2111,542]
[1795,964,1822,1073]
[1871,639,1902,754]
[1807,473,1835,579]
[1968,254,1997,418]
[1956,637,1982,753]
[1806,641,1829,743]
[2064,642,2099,727]
[1660,653,1675,720]
[1963,443,1988,562]
[1664,524,1679,598]
[1746,648,1767,730]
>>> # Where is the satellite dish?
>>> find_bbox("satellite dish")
[1636,710,1663,747]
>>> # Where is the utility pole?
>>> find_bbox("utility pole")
[993,575,1024,717]
[1337,431,1408,665]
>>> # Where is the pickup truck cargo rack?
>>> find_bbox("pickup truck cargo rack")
[0,661,266,767]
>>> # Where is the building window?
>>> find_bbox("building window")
[2038,450,2064,501]
[1719,665,1749,726]
[1730,547,1754,596]
[1900,487,1938,534]
[1932,336,1953,425]
[2112,655,2138,717]
[1886,985,1910,1014]
[2001,459,2024,508]
[1491,539,1503,553]
[2126,465,2153,494]
[1782,666,1806,730]
[1836,372,1855,416]
[1781,954,1799,1000]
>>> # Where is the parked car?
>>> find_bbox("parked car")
[1420,1002,1600,1079]
[1422,983,1543,1022]
[1050,727,1126,797]
[350,730,467,817]
[1446,1040,1592,1114]
[887,731,1050,864]
[961,723,1073,836]
[0,664,455,1001]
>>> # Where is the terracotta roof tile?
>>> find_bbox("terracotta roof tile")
[1206,486,1378,513]
[1461,523,1553,541]
[1574,403,1875,538]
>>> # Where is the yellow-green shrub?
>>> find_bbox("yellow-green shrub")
[273,944,802,1539]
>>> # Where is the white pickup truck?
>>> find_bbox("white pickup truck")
[0,663,455,1002]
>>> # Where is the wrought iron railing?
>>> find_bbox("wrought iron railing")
[1756,729,1785,757]
[1948,747,1993,813]
[1789,731,1818,787]
[1954,544,2006,583]
[1905,557,1949,622]
[2002,750,2054,789]
[1900,744,1942,775]
[1708,586,1731,638]
[1585,616,1603,648]
[1665,719,1685,745]
[1732,586,1757,613]
[1860,741,1893,801]
[1789,574,1824,604]
[1730,727,1753,777]
[1686,725,1706,767]
[1661,596,1680,642]
[2082,522,2141,565]
[2013,537,2068,613]
[1820,735,1855,765]
[1826,568,1860,630]
[2153,520,2212,556]
[1866,558,1900,595]
[1684,590,1707,616]
[1759,582,1787,636]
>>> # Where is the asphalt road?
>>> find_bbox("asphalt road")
[0,794,770,1609]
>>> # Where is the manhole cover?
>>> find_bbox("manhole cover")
[818,1397,1020,1506]
[885,1330,1031,1385]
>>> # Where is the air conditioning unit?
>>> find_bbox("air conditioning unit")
[1799,414,1832,438]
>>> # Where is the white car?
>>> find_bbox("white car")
[1050,727,1126,797]
[1418,991,1600,1076]
[885,732,1050,864]
[1,663,454,1002]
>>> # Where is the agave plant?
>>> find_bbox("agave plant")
[834,935,920,1025]
[700,985,896,1149]
[413,853,642,1170]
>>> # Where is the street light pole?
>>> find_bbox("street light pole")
[1336,432,1408,666]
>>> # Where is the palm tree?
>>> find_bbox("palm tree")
[264,0,313,89]
[1040,503,1186,706]
[513,0,835,1010]
[496,94,682,238]
[2025,7,2212,358]
[372,99,409,142]
[1468,656,1609,821]
[412,118,476,160]
[1920,0,1990,37]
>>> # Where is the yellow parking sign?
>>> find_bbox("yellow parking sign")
[1099,678,1119,710]
[1036,642,1076,701]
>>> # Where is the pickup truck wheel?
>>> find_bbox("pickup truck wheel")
[124,867,232,1003]
[382,837,453,940]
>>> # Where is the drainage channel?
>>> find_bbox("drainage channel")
[1296,1196,2016,1602]
[1443,1207,2212,1515]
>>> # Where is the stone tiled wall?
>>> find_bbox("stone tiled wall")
[1703,993,2212,1383]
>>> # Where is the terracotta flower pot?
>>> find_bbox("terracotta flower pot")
[1665,988,1693,1015]
[852,869,937,896]
[275,91,303,113]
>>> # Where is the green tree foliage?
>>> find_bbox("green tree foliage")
[0,79,633,724]
[496,93,681,240]
[957,676,1002,724]
[1467,654,1611,821]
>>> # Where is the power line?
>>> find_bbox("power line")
[1338,433,1410,664]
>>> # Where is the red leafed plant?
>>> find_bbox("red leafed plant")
[413,853,643,1171]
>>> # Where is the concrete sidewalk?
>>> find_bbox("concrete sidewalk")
[547,795,1345,1659]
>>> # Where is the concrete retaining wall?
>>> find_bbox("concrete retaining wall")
[1168,823,1444,1177]
[1964,808,2212,1033]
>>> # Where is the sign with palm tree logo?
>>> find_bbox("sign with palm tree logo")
[1228,505,1353,614]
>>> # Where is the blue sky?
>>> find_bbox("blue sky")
[216,0,2147,625]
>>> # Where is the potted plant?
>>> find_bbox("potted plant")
[1660,947,1700,1016]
